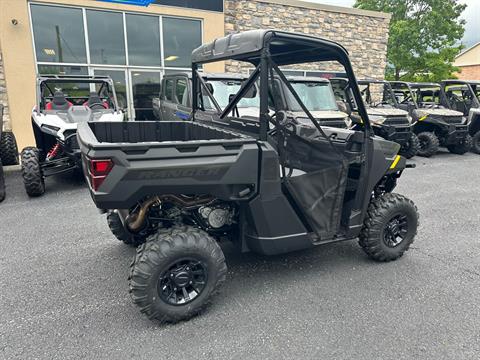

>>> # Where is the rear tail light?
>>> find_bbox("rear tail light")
[88,158,113,191]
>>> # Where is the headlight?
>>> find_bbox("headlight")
[369,115,386,124]
[41,124,60,135]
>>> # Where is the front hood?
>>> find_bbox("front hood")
[417,108,463,117]
[366,107,408,117]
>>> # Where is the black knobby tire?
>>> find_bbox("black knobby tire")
[0,158,5,203]
[472,131,480,154]
[106,210,145,247]
[20,147,45,197]
[0,131,19,166]
[447,134,472,155]
[399,133,419,159]
[129,225,227,324]
[416,132,439,157]
[359,193,419,262]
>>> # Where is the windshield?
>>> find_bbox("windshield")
[203,79,259,110]
[360,83,396,107]
[286,81,338,112]
[40,80,115,108]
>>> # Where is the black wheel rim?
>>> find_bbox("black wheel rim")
[157,258,208,306]
[419,137,428,151]
[383,214,409,248]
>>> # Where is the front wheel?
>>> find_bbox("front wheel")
[21,147,45,197]
[399,133,419,159]
[471,131,480,154]
[416,132,439,157]
[0,131,19,165]
[359,193,419,262]
[447,134,472,155]
[129,225,227,323]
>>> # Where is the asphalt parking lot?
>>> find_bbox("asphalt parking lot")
[0,150,479,360]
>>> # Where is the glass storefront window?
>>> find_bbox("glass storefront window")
[37,65,88,76]
[126,14,161,67]
[31,4,87,63]
[93,69,128,110]
[131,71,161,120]
[87,10,126,65]
[162,17,201,68]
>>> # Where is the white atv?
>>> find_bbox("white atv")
[21,75,123,197]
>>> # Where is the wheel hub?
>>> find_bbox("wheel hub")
[383,215,408,248]
[157,259,208,306]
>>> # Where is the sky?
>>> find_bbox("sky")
[306,0,480,48]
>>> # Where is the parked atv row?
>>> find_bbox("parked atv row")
[78,29,420,324]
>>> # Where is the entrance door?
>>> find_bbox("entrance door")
[129,70,161,120]
[92,68,129,118]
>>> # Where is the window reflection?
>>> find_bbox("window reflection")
[126,14,161,67]
[163,17,201,68]
[31,4,87,63]
[87,10,126,65]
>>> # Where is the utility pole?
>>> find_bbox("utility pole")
[55,25,63,63]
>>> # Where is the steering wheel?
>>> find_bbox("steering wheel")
[89,101,105,110]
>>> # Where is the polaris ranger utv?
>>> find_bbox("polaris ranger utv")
[390,81,471,157]
[78,30,419,324]
[440,80,480,154]
[21,75,123,197]
[330,78,419,158]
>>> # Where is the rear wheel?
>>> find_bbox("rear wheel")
[359,193,418,262]
[472,131,480,154]
[129,225,227,323]
[416,132,439,157]
[20,147,45,197]
[106,210,145,247]
[447,134,472,155]
[0,131,19,165]
[399,133,419,159]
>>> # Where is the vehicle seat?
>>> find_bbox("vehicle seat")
[84,92,108,110]
[45,91,72,110]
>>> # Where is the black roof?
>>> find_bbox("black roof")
[163,72,249,80]
[191,29,350,67]
[441,79,480,86]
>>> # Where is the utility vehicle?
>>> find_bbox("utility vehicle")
[153,73,260,121]
[440,80,480,154]
[153,72,348,127]
[390,81,471,157]
[78,30,419,324]
[330,78,418,158]
[21,75,123,197]
[0,104,19,166]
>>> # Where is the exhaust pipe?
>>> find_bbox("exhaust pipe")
[125,194,215,232]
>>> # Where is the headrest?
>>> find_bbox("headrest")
[53,91,67,105]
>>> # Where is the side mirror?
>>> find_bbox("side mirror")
[336,100,348,114]
[244,84,257,98]
[205,82,214,95]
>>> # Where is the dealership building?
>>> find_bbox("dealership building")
[0,0,390,149]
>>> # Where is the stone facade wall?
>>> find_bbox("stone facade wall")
[224,0,390,79]
[0,49,10,131]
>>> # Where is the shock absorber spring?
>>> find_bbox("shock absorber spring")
[46,142,61,161]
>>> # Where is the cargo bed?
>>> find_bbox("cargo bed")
[77,121,259,209]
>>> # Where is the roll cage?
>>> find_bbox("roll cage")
[36,75,120,112]
[190,29,372,141]
[390,81,445,109]
[440,80,480,110]
[357,79,399,107]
